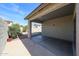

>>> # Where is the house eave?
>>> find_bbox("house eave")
[24,3,48,20]
[24,3,71,21]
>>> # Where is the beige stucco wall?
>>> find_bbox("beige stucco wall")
[42,15,74,41]
[0,19,8,55]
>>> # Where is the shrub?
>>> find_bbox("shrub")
[8,23,21,39]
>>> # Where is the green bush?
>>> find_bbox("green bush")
[8,23,21,39]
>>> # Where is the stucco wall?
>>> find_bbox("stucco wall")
[76,3,79,56]
[0,19,8,55]
[42,15,74,41]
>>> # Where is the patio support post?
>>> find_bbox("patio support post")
[28,20,32,39]
[76,3,79,56]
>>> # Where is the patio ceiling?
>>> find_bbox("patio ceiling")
[31,4,75,23]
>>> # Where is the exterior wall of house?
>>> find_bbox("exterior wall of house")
[0,19,8,55]
[42,15,74,41]
[76,3,79,56]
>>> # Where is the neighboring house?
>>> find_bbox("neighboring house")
[20,26,23,32]
[0,18,8,55]
[24,3,76,55]
[4,20,13,27]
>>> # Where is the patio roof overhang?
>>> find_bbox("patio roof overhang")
[24,3,75,23]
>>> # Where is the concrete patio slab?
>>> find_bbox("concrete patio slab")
[32,35,73,56]
[20,38,55,56]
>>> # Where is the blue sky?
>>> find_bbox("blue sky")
[0,3,40,25]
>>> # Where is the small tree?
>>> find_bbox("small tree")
[8,23,21,39]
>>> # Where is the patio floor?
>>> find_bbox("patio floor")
[32,35,73,56]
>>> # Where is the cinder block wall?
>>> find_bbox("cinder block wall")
[0,19,8,55]
[42,15,74,41]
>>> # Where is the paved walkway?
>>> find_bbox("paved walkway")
[1,38,31,56]
[1,38,54,56]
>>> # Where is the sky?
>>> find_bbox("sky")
[0,3,40,25]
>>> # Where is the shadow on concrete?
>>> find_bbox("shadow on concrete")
[32,35,73,56]
[18,32,41,39]
[18,33,28,39]
[18,34,54,56]
[18,34,73,56]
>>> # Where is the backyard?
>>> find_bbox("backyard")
[0,3,76,56]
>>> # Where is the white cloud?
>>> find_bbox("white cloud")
[10,4,25,15]
[0,15,19,24]
[0,3,25,15]
[0,15,10,20]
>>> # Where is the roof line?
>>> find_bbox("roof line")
[24,3,49,20]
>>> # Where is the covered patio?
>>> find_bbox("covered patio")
[25,3,76,56]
